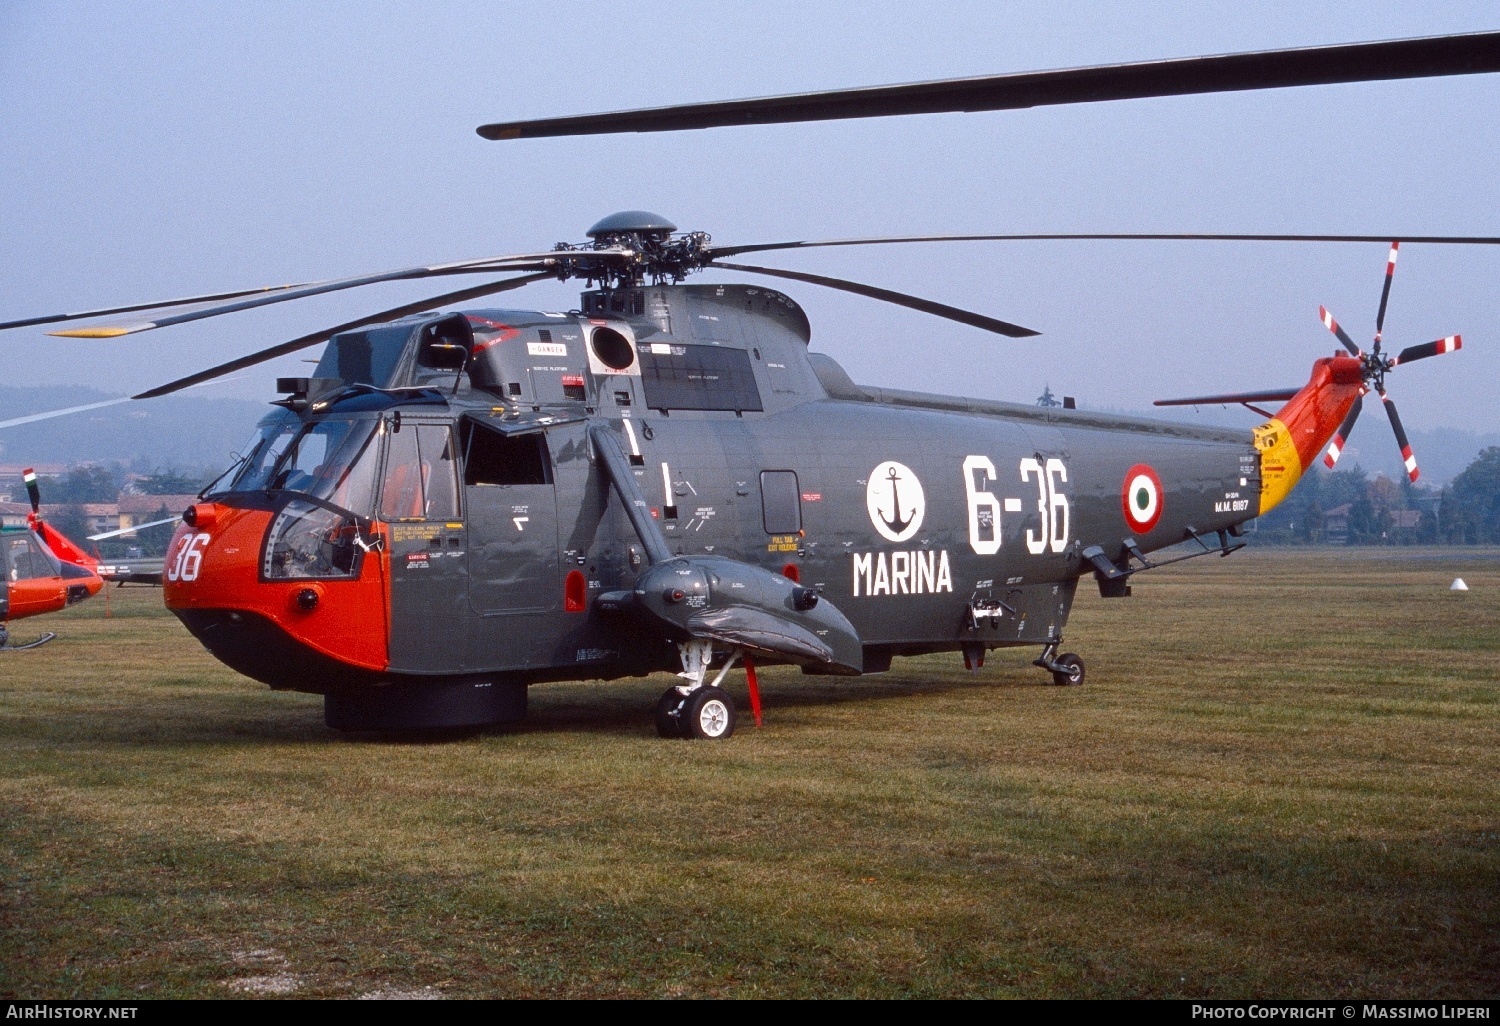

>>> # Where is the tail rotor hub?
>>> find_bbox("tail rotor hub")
[1317,241,1464,481]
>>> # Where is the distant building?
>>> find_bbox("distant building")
[1323,503,1352,544]
[1388,509,1421,530]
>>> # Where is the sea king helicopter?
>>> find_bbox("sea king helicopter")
[3,32,1497,734]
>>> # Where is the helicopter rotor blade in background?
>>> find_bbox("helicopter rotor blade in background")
[1319,306,1363,357]
[132,272,554,400]
[710,261,1040,338]
[1380,391,1420,482]
[1322,392,1365,469]
[1392,335,1463,366]
[87,517,182,542]
[708,232,1500,261]
[478,31,1500,140]
[1373,242,1399,343]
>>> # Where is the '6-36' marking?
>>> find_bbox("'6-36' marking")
[964,456,1069,555]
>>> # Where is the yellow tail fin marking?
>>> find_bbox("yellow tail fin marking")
[1254,418,1304,515]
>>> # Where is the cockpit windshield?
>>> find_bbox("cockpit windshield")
[210,414,383,517]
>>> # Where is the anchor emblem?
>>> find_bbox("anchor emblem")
[881,466,915,533]
[866,460,925,542]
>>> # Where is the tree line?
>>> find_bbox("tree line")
[1256,447,1500,545]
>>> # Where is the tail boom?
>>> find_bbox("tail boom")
[1254,355,1365,515]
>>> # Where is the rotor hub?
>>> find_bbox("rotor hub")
[555,211,712,289]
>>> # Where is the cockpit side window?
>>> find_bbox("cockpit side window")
[378,420,459,521]
[417,425,459,521]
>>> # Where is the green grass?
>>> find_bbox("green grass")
[2,549,1498,998]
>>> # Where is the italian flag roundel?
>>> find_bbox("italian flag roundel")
[1122,464,1164,533]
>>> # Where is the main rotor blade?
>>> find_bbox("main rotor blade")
[1393,334,1462,365]
[1323,392,1364,469]
[710,261,1039,338]
[1381,391,1420,481]
[708,232,1500,260]
[1319,305,1363,356]
[1374,241,1399,341]
[0,282,315,333]
[132,272,552,400]
[479,31,1500,140]
[42,253,576,338]
[1153,387,1301,407]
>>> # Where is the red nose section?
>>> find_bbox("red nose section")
[163,506,390,676]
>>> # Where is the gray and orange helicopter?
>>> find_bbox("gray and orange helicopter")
[2,33,1496,734]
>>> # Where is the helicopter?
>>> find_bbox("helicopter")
[0,469,105,649]
[0,31,1495,734]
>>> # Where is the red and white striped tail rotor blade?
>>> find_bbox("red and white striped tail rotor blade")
[1393,334,1462,366]
[1380,391,1420,482]
[1374,241,1399,341]
[1322,393,1364,469]
[1319,305,1363,356]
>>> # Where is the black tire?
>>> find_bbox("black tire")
[656,687,688,738]
[683,686,736,740]
[1052,653,1085,687]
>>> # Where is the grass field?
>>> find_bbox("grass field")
[2,549,1497,999]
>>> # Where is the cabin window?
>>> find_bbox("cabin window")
[461,421,552,486]
[379,421,459,521]
[640,343,764,413]
[760,470,801,535]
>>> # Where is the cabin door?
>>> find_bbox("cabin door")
[381,420,468,672]
[462,426,560,669]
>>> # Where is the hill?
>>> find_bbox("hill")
[0,386,268,473]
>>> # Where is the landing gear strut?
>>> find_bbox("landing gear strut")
[656,640,740,739]
[1034,640,1085,687]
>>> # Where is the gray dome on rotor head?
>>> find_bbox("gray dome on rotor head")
[587,211,677,238]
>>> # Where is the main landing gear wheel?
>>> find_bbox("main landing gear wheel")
[683,686,736,740]
[1052,653,1085,687]
[656,687,689,738]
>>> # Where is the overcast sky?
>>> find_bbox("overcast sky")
[3,2,1498,448]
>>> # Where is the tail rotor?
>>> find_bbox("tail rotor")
[1316,242,1463,482]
